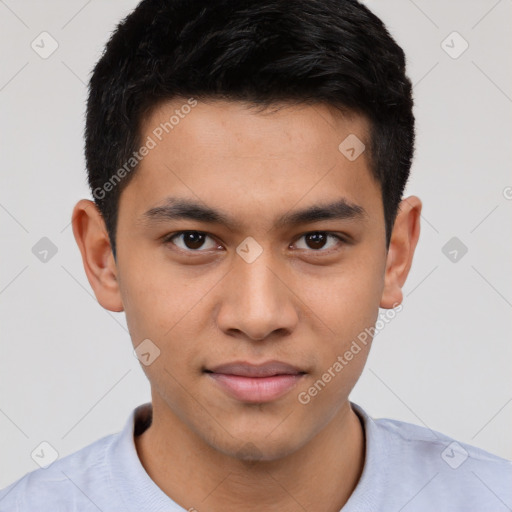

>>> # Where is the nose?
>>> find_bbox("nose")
[215,249,299,342]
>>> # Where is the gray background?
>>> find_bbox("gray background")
[1,0,511,488]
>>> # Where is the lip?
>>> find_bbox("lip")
[205,360,306,403]
[207,360,304,377]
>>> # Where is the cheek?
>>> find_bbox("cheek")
[298,253,384,341]
[118,258,208,398]
[117,253,179,341]
[295,263,381,410]
[118,253,221,349]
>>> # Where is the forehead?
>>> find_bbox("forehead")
[140,98,369,162]
[119,99,382,231]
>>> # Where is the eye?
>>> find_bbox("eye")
[163,230,347,255]
[163,231,220,252]
[292,232,346,252]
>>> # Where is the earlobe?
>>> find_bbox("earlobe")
[380,195,422,309]
[71,199,124,312]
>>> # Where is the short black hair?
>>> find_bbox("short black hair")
[85,0,414,259]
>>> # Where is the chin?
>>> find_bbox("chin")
[206,428,308,464]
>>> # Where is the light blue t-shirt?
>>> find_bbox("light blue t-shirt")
[1,401,511,511]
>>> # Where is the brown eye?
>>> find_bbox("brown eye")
[305,232,328,249]
[165,231,218,252]
[182,232,206,249]
[293,232,344,252]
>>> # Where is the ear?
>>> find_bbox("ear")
[71,199,124,312]
[380,195,422,309]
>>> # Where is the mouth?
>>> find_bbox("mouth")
[204,360,306,403]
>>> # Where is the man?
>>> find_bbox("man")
[1,0,510,510]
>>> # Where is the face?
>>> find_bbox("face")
[99,99,394,460]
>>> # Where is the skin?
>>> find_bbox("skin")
[72,99,421,511]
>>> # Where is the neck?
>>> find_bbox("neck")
[135,395,365,512]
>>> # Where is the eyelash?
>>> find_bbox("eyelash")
[162,230,348,255]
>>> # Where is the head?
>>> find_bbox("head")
[73,0,421,461]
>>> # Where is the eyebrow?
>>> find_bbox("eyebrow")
[140,196,367,231]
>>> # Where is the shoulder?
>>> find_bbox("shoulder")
[351,402,512,511]
[376,413,511,470]
[0,431,118,512]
